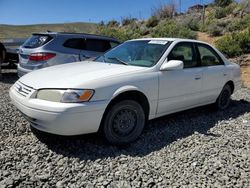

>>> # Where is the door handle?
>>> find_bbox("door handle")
[195,76,201,80]
[81,54,91,59]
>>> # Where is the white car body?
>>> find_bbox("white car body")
[9,38,241,136]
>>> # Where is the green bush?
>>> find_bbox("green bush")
[226,15,250,32]
[214,0,233,7]
[187,18,200,31]
[180,15,201,31]
[97,26,141,41]
[215,7,228,19]
[107,20,120,27]
[215,35,242,57]
[215,28,250,57]
[234,28,250,52]
[151,20,196,39]
[207,22,223,36]
[146,16,158,28]
[152,3,176,19]
[121,17,137,26]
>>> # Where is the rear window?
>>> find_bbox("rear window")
[23,35,52,49]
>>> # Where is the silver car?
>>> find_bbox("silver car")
[17,32,120,77]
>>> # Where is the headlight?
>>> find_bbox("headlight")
[36,89,94,103]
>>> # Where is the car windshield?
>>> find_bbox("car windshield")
[95,40,170,67]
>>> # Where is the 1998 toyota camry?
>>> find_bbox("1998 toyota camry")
[10,38,241,145]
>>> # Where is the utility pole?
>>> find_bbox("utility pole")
[202,0,206,27]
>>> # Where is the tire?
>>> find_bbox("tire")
[216,84,232,110]
[102,100,145,145]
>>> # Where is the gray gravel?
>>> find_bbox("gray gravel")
[1,70,250,187]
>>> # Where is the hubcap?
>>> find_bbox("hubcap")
[112,109,137,136]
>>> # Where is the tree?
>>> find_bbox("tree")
[107,20,120,27]
[214,0,233,7]
[152,1,177,19]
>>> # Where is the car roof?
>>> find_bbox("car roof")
[32,32,120,43]
[129,38,210,45]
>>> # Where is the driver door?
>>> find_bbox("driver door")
[157,42,203,115]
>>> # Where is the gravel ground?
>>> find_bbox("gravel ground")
[0,70,250,187]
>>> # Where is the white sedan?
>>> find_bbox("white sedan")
[9,38,241,145]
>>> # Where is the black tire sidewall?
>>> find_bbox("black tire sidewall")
[217,85,232,110]
[103,100,145,145]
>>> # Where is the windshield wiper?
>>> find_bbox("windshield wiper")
[107,57,129,65]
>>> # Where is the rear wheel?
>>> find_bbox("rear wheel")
[216,84,232,110]
[102,100,145,145]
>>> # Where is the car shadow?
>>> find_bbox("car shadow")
[32,98,250,161]
[0,70,18,84]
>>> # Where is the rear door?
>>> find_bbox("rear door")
[196,43,228,103]
[62,38,83,62]
[79,39,115,61]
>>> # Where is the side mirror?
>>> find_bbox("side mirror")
[160,60,184,71]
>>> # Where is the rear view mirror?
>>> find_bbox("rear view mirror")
[160,60,184,71]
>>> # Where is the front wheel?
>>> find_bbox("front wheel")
[102,100,145,145]
[216,84,232,110]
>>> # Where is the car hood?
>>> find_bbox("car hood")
[18,61,147,89]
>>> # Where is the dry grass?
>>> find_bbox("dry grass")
[196,32,221,45]
[0,22,98,39]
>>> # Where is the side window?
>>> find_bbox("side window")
[110,42,119,48]
[63,38,83,50]
[168,43,198,68]
[84,39,111,52]
[197,44,223,66]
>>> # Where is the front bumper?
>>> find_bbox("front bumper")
[9,86,108,135]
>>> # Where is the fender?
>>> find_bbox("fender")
[110,85,157,120]
[112,85,144,99]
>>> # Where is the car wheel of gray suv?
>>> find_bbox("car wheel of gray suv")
[103,100,145,145]
[216,84,232,110]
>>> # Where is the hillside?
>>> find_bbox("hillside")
[0,22,98,39]
[96,0,250,58]
[0,0,249,59]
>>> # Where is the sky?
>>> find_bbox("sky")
[0,0,214,25]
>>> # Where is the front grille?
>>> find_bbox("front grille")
[14,81,35,97]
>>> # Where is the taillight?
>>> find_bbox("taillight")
[29,52,56,61]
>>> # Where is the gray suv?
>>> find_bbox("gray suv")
[17,32,120,77]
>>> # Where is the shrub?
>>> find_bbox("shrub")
[152,20,196,39]
[215,7,228,19]
[180,15,201,31]
[226,14,250,32]
[121,17,137,26]
[207,22,223,36]
[215,28,250,57]
[97,26,141,41]
[152,3,176,19]
[107,20,120,27]
[215,35,242,57]
[234,28,250,53]
[214,0,233,7]
[139,25,150,36]
[146,16,159,28]
[187,18,200,31]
